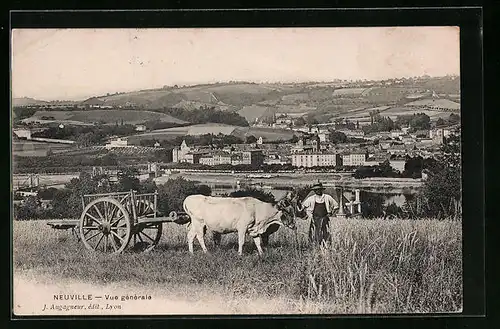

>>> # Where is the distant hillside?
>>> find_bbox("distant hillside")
[91,83,283,110]
[12,97,48,106]
[15,76,460,125]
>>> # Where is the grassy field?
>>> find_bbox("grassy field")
[129,123,296,142]
[13,217,462,314]
[12,141,73,157]
[25,110,187,125]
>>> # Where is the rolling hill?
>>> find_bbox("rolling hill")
[90,83,283,110]
[12,97,48,106]
[15,76,460,126]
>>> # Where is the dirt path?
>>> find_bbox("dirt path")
[13,270,310,316]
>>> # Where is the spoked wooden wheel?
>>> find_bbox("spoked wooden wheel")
[79,197,132,254]
[130,223,163,252]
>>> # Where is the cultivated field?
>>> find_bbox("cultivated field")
[13,218,462,314]
[12,141,73,157]
[96,83,281,109]
[129,123,296,142]
[24,110,187,125]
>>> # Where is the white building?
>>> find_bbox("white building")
[291,152,340,168]
[135,125,147,132]
[172,140,191,163]
[318,132,329,142]
[105,138,129,150]
[389,160,406,173]
[337,129,365,138]
[200,155,215,166]
[400,135,415,144]
[391,130,405,138]
[341,152,367,166]
[401,126,411,134]
[429,128,453,145]
[213,152,232,165]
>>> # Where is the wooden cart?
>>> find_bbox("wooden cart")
[47,190,190,254]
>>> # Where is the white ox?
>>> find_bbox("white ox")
[183,194,297,255]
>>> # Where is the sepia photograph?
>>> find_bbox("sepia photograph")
[11,26,463,315]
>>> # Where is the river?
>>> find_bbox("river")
[209,185,411,207]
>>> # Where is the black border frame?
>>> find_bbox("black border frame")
[5,7,486,329]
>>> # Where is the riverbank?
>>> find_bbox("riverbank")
[157,172,423,193]
[12,171,423,193]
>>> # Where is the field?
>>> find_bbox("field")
[13,218,462,314]
[128,123,296,142]
[382,107,456,119]
[405,98,460,110]
[23,110,187,125]
[12,141,73,157]
[96,83,282,109]
[333,88,367,96]
[334,105,455,123]
[238,105,274,122]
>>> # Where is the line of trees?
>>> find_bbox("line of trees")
[14,173,294,221]
[435,113,460,127]
[13,151,167,173]
[362,116,398,134]
[395,113,431,131]
[138,133,244,148]
[13,173,212,220]
[154,106,249,127]
[29,124,138,146]
[360,135,461,220]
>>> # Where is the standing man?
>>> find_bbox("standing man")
[299,183,339,245]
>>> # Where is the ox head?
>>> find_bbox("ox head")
[275,192,298,230]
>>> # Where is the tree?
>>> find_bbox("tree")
[246,135,257,144]
[360,191,385,218]
[116,167,141,192]
[157,177,212,215]
[37,187,58,200]
[421,134,461,219]
[402,156,424,178]
[448,113,460,124]
[100,153,118,166]
[378,160,399,177]
[436,118,446,127]
[329,131,347,144]
[14,196,40,220]
[140,178,157,193]
[229,187,276,204]
[409,113,431,130]
[50,188,75,218]
[294,117,306,127]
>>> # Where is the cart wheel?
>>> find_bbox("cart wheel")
[79,197,132,254]
[130,223,163,252]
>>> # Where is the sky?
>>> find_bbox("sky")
[11,27,460,101]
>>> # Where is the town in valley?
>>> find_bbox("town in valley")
[13,75,461,219]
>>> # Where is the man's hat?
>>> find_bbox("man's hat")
[311,182,325,191]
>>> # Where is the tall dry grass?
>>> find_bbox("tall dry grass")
[285,219,462,313]
[12,217,461,314]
